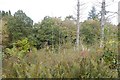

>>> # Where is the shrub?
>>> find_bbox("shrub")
[4,38,31,59]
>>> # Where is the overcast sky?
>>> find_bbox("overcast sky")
[0,0,119,25]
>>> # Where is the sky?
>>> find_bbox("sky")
[0,0,119,25]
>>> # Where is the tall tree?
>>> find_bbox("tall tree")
[7,10,33,42]
[14,10,33,26]
[33,16,66,49]
[100,0,106,48]
[76,0,80,51]
[80,20,101,46]
[1,10,12,47]
[88,6,98,20]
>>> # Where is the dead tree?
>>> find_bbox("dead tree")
[100,0,106,48]
[76,0,80,51]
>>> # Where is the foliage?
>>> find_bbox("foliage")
[1,10,12,48]
[88,6,99,20]
[61,17,77,44]
[14,10,33,26]
[3,47,118,78]
[2,10,119,78]
[6,10,33,43]
[32,16,68,49]
[5,38,31,59]
[80,20,101,46]
[103,25,118,69]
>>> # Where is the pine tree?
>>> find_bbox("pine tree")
[88,6,98,20]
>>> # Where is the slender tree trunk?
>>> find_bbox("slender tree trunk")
[118,1,120,24]
[76,0,80,51]
[100,0,106,48]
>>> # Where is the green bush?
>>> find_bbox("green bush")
[5,38,31,59]
[80,20,101,46]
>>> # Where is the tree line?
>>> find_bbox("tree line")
[1,6,117,51]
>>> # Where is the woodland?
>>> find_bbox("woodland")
[0,5,119,78]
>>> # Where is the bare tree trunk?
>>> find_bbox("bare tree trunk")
[100,0,106,48]
[118,1,120,78]
[76,0,80,51]
[118,1,120,24]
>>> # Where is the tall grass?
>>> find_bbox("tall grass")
[2,43,118,78]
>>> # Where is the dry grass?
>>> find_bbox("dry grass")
[2,45,118,78]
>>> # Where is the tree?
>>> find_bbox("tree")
[33,16,66,49]
[80,20,101,46]
[8,10,11,16]
[88,6,98,20]
[62,16,76,44]
[1,10,12,48]
[100,0,106,48]
[7,10,33,43]
[2,11,5,16]
[76,0,80,51]
[14,10,33,26]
